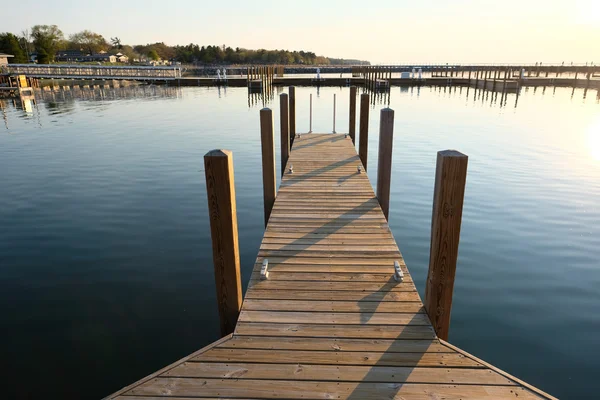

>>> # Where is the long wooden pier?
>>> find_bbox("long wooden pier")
[3,63,182,81]
[106,113,557,398]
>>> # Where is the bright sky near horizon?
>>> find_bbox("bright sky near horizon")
[5,0,599,64]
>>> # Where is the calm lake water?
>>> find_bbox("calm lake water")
[1,84,599,399]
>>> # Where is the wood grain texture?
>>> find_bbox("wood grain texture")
[349,86,357,144]
[203,150,242,336]
[260,108,276,227]
[358,94,370,170]
[425,150,468,341]
[279,93,290,176]
[289,86,296,146]
[376,108,395,220]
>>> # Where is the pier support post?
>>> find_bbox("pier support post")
[358,93,370,170]
[289,86,296,147]
[349,86,357,144]
[280,93,290,176]
[376,108,395,220]
[425,150,468,341]
[204,149,243,337]
[260,108,276,227]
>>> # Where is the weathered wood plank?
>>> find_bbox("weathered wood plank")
[249,271,412,283]
[125,380,542,400]
[234,322,436,339]
[238,310,431,325]
[244,290,419,302]
[193,348,482,367]
[165,362,516,385]
[241,299,422,313]
[216,336,448,353]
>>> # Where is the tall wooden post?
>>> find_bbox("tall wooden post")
[424,150,468,341]
[358,93,370,170]
[204,149,243,336]
[260,108,276,226]
[280,93,290,176]
[376,108,395,220]
[349,86,357,144]
[289,86,296,147]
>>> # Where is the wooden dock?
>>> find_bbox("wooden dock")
[106,132,556,399]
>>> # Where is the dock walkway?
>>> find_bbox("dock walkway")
[107,134,555,399]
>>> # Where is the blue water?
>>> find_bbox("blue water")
[0,84,599,399]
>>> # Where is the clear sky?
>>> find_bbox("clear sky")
[5,0,599,64]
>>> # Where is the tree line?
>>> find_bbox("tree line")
[0,25,369,65]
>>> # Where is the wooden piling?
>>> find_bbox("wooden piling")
[260,108,276,226]
[289,86,296,147]
[424,150,468,341]
[358,93,370,170]
[280,93,290,176]
[203,149,243,337]
[349,86,357,144]
[376,108,395,220]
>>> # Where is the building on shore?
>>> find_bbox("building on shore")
[0,53,14,65]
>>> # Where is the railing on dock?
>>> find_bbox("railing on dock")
[3,64,183,81]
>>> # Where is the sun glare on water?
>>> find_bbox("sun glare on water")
[588,117,600,161]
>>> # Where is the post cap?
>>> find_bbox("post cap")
[438,150,467,158]
[205,149,232,157]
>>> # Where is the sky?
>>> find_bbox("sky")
[4,0,600,64]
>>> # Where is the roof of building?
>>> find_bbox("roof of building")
[0,53,14,58]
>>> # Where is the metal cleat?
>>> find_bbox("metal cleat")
[261,259,269,280]
[357,165,363,174]
[394,260,404,282]
[289,165,294,174]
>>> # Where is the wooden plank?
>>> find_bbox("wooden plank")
[254,264,403,274]
[254,257,403,265]
[165,362,516,385]
[237,311,431,325]
[260,237,397,245]
[217,336,448,353]
[259,244,400,252]
[126,379,541,400]
[248,272,412,283]
[262,232,392,239]
[257,250,401,258]
[194,348,482,367]
[234,322,436,339]
[247,281,413,292]
[242,299,422,313]
[244,290,419,302]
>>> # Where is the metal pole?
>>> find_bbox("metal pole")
[333,93,336,133]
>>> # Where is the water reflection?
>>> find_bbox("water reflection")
[247,83,276,108]
[34,84,183,104]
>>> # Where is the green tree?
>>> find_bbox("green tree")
[69,30,109,54]
[148,49,159,61]
[0,33,27,63]
[37,48,49,64]
[31,24,64,62]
